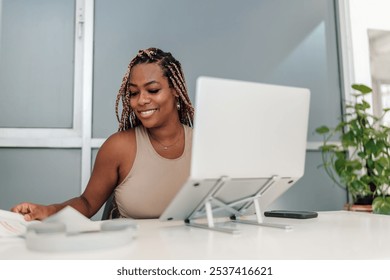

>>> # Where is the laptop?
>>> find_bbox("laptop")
[160,76,310,230]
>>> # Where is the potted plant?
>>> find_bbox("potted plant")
[316,84,390,215]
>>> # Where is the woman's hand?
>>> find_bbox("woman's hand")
[10,202,56,221]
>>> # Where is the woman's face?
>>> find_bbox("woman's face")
[128,63,178,128]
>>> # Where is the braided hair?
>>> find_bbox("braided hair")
[115,48,194,131]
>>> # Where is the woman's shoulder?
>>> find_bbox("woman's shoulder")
[108,128,136,142]
[99,129,136,154]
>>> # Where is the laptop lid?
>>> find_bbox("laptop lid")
[160,76,310,221]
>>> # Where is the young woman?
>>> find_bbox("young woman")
[11,48,195,220]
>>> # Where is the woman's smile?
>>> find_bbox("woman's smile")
[138,108,158,118]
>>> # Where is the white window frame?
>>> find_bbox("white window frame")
[0,0,97,192]
[337,0,390,103]
[307,0,390,152]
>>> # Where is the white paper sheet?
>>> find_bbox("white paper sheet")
[0,206,98,237]
[43,206,101,233]
[0,209,39,237]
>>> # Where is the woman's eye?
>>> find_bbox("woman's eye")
[128,91,139,97]
[148,89,160,94]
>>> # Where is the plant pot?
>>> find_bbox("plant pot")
[354,195,374,205]
[344,203,372,212]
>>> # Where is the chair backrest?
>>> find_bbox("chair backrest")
[101,194,114,220]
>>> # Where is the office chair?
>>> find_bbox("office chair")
[101,194,114,220]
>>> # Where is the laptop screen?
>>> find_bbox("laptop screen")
[191,76,310,179]
[160,76,310,221]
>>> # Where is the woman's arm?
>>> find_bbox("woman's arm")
[11,130,136,220]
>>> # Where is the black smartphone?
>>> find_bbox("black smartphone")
[264,210,318,219]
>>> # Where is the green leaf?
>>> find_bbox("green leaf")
[315,126,330,134]
[335,122,346,131]
[352,84,372,94]
[365,139,377,155]
[372,196,390,215]
[377,156,389,168]
[361,100,371,110]
[349,180,368,196]
[334,158,346,175]
[320,144,339,152]
[357,151,365,158]
[335,151,346,159]
[347,159,362,171]
[341,131,356,147]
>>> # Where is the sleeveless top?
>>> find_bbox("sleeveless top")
[112,124,192,219]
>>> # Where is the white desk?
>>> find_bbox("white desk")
[1,211,389,259]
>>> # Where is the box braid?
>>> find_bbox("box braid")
[115,48,194,131]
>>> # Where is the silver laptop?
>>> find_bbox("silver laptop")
[160,76,310,231]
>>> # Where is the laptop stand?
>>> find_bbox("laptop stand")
[184,176,292,234]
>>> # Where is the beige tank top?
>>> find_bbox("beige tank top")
[113,125,192,219]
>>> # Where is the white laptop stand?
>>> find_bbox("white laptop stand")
[184,176,292,234]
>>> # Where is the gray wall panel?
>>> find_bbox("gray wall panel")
[93,0,342,142]
[270,151,347,211]
[0,0,75,128]
[0,148,81,210]
[92,0,345,210]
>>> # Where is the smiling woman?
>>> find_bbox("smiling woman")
[11,48,195,220]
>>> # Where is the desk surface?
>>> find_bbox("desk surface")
[1,211,389,260]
